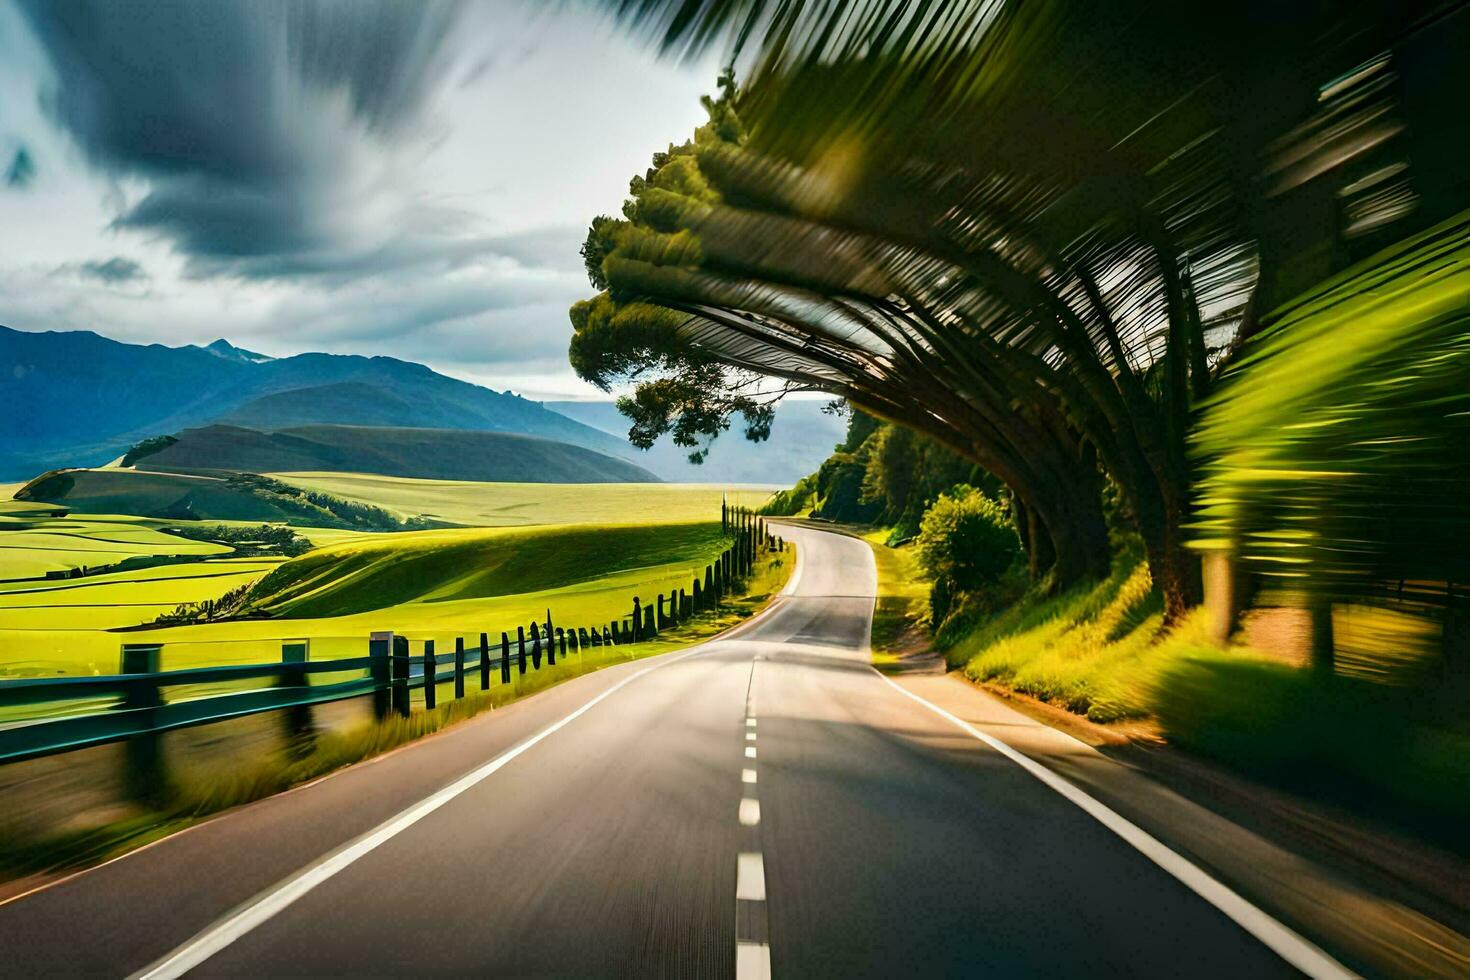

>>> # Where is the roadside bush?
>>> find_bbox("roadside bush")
[916,486,1020,591]
[762,474,816,516]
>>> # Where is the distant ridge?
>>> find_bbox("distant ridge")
[132,423,661,484]
[0,325,633,479]
[546,399,846,485]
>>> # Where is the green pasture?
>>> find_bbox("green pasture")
[0,480,772,679]
[269,473,775,527]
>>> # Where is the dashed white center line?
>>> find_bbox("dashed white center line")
[736,852,766,901]
[737,661,769,978]
[736,942,772,980]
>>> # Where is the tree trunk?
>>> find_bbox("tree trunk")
[1139,513,1203,626]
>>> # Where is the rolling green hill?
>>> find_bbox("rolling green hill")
[129,424,659,483]
[12,468,414,529]
[241,522,726,618]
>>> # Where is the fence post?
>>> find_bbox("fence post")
[517,626,528,674]
[454,637,466,699]
[119,643,167,805]
[645,602,657,637]
[632,596,642,642]
[501,632,512,684]
[603,625,612,645]
[531,622,543,669]
[369,631,393,720]
[423,640,437,711]
[278,639,313,753]
[479,632,491,691]
[546,620,556,666]
[391,635,411,717]
[609,620,619,645]
[558,628,567,659]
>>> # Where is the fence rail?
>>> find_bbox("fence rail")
[0,505,783,783]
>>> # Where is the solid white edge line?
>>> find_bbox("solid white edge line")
[129,605,779,980]
[873,671,1354,980]
[736,941,772,980]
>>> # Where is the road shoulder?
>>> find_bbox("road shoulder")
[887,668,1470,978]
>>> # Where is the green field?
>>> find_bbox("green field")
[0,480,773,678]
[270,473,776,527]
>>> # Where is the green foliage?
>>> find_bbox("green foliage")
[760,473,816,516]
[163,523,312,557]
[218,473,411,531]
[121,435,178,467]
[151,580,257,626]
[1153,655,1470,825]
[915,486,1020,592]
[1194,211,1470,605]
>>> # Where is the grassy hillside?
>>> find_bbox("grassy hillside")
[133,424,659,483]
[0,482,771,677]
[13,468,413,529]
[270,473,776,527]
[242,523,725,618]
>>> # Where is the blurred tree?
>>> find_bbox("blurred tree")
[575,0,1465,621]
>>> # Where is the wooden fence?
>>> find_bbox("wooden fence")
[0,506,785,797]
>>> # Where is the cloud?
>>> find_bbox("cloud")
[16,0,472,279]
[67,256,148,285]
[4,147,34,188]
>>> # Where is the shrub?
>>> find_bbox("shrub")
[915,486,1020,591]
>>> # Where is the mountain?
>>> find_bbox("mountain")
[545,399,847,485]
[129,424,660,483]
[0,325,634,479]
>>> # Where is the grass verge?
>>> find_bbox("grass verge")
[861,530,1470,838]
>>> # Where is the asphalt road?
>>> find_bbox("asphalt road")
[0,525,1323,977]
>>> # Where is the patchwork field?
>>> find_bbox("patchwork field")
[0,481,774,679]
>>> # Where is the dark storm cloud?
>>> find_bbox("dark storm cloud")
[68,257,148,284]
[4,146,35,188]
[16,0,467,276]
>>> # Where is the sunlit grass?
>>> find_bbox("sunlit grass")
[860,528,930,659]
[269,473,774,528]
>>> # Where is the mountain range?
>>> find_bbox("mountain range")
[130,424,659,483]
[0,325,630,479]
[0,325,839,484]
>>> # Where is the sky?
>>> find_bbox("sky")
[0,0,720,399]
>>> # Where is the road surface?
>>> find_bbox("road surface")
[0,525,1332,977]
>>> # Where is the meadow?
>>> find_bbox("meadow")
[0,478,775,679]
[269,473,775,527]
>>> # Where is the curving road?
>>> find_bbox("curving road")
[0,525,1338,977]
